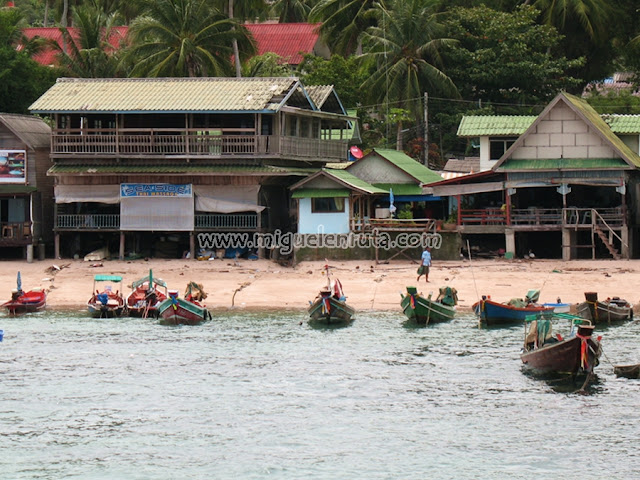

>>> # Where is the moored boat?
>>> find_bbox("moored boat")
[521,312,601,377]
[576,291,633,324]
[87,275,125,318]
[308,264,355,325]
[400,286,457,325]
[157,282,211,326]
[473,290,553,326]
[126,269,168,318]
[2,272,46,314]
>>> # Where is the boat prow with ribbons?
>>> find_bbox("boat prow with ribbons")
[308,264,355,325]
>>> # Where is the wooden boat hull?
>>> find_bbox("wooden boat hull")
[157,297,211,326]
[474,299,553,326]
[614,364,640,379]
[576,301,632,324]
[521,335,601,375]
[3,290,46,314]
[401,292,455,324]
[308,296,355,324]
[87,302,125,318]
[126,288,166,318]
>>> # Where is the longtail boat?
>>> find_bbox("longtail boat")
[87,275,125,318]
[400,286,457,325]
[521,312,601,377]
[157,282,211,326]
[126,269,168,318]
[473,289,553,326]
[2,272,46,315]
[308,264,355,325]
[576,291,633,324]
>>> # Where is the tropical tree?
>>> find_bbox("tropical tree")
[441,5,584,105]
[124,0,256,77]
[53,1,126,77]
[0,7,58,113]
[359,0,458,150]
[297,54,367,109]
[269,0,316,23]
[309,0,384,56]
[242,52,292,77]
[212,0,269,77]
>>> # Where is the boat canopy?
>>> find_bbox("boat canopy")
[132,276,167,289]
[94,275,123,282]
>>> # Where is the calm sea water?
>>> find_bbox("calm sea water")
[1,309,639,480]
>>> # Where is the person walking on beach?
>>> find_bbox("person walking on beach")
[417,247,431,283]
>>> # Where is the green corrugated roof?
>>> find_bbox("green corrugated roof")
[0,185,37,193]
[602,114,640,134]
[48,164,315,175]
[500,158,629,170]
[291,188,350,198]
[457,116,537,137]
[372,149,443,184]
[460,113,640,136]
[323,168,387,194]
[372,183,422,195]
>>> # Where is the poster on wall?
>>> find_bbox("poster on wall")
[120,183,192,197]
[0,150,26,184]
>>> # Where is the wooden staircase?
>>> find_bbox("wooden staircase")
[593,224,621,260]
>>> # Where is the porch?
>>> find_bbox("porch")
[51,130,349,161]
[54,213,259,231]
[458,207,624,228]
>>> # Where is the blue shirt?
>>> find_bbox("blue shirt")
[421,250,431,266]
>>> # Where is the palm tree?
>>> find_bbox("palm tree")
[270,0,316,23]
[309,0,384,56]
[53,2,125,77]
[532,0,612,42]
[360,0,458,149]
[0,6,47,55]
[124,0,256,77]
[212,0,269,77]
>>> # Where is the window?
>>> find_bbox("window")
[490,137,517,160]
[312,197,345,213]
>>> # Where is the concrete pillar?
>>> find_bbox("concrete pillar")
[26,244,33,263]
[505,229,515,257]
[54,233,60,259]
[119,232,125,260]
[38,243,45,260]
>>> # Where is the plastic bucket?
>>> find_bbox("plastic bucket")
[0,329,4,342]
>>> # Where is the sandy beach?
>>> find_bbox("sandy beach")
[2,257,639,314]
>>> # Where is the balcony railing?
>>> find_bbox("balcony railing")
[458,207,624,227]
[195,214,257,230]
[51,129,349,161]
[55,214,258,230]
[56,214,120,230]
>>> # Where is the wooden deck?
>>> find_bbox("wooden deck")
[51,130,349,161]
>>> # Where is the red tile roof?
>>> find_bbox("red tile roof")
[22,26,128,67]
[22,22,321,67]
[244,23,321,65]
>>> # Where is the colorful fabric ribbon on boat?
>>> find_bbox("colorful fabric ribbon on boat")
[321,297,331,315]
[410,294,416,310]
[577,333,589,369]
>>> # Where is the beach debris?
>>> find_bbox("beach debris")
[89,262,103,268]
[604,273,611,277]
[231,281,251,307]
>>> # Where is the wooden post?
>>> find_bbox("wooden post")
[189,232,195,260]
